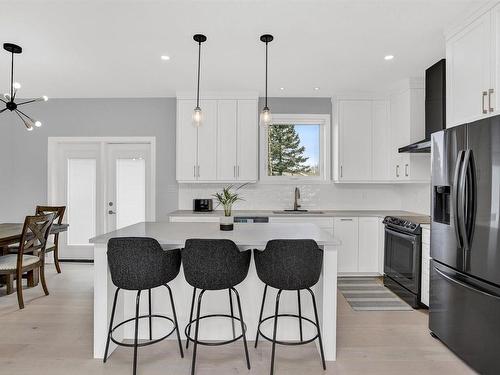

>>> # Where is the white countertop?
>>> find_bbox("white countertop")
[89,221,340,247]
[169,209,429,219]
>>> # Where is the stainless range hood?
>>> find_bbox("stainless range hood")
[399,59,446,153]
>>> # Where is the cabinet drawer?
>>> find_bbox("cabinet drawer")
[269,217,334,228]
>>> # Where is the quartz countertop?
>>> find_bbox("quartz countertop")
[89,221,340,247]
[168,209,429,219]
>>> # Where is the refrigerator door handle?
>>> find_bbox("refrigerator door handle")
[464,149,477,251]
[452,151,465,248]
[434,266,500,300]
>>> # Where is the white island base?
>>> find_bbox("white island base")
[90,222,339,361]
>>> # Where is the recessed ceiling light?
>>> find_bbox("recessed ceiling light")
[161,55,171,61]
[384,55,394,61]
[314,87,320,91]
[280,87,285,91]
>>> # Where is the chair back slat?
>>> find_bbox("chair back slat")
[35,206,66,224]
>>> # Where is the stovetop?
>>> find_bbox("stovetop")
[383,215,430,234]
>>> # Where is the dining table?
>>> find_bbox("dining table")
[0,222,69,292]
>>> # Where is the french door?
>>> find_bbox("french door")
[48,138,155,260]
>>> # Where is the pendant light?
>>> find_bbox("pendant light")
[260,34,273,125]
[192,34,207,127]
[1,43,48,131]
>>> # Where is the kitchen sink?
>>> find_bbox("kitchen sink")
[272,210,325,215]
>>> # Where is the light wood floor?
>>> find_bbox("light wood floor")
[0,264,476,375]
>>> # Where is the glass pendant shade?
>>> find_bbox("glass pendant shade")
[192,106,203,127]
[260,106,272,125]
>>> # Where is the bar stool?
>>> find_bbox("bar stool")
[104,237,184,375]
[254,239,326,375]
[182,239,251,375]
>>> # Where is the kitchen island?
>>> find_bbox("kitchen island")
[90,221,339,361]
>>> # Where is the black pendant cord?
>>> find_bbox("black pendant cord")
[196,41,201,108]
[265,41,268,108]
[10,51,14,100]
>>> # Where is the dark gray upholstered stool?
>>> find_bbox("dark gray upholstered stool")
[182,239,251,375]
[104,237,183,375]
[254,239,326,375]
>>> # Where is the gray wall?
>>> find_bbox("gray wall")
[0,98,177,222]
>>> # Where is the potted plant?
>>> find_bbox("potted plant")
[213,185,244,231]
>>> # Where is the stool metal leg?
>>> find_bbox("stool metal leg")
[191,289,205,375]
[307,288,326,370]
[255,284,268,348]
[133,290,142,375]
[229,288,236,339]
[148,289,152,340]
[186,287,197,349]
[103,287,120,363]
[165,284,184,358]
[231,287,251,370]
[270,289,283,375]
[297,290,303,342]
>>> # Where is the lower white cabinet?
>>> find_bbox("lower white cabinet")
[420,226,431,306]
[334,217,381,275]
[268,217,334,235]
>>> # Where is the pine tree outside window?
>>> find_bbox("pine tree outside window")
[260,114,331,182]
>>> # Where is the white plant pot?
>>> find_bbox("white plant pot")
[220,215,234,231]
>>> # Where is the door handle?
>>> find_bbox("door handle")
[108,210,116,215]
[489,89,495,113]
[482,91,488,114]
[452,151,465,249]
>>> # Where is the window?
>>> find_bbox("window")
[260,114,331,182]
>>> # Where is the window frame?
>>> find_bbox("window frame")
[259,114,331,183]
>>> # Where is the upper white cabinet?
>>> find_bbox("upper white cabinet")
[176,99,217,182]
[337,100,373,181]
[334,91,428,183]
[446,2,499,127]
[389,82,430,182]
[176,94,258,183]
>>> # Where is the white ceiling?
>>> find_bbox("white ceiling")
[0,0,488,99]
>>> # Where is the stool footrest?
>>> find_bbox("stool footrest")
[110,314,176,348]
[257,313,319,346]
[184,313,247,347]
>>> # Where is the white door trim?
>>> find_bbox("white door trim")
[47,136,156,241]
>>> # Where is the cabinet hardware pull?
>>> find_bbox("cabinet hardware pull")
[196,165,200,178]
[194,165,196,178]
[234,166,236,178]
[396,165,400,178]
[489,89,495,113]
[340,165,343,178]
[340,218,352,221]
[482,91,488,114]
[237,165,240,178]
[405,164,409,177]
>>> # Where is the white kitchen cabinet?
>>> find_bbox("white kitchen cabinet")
[236,100,258,181]
[176,99,217,182]
[420,226,431,307]
[334,217,359,274]
[389,84,430,182]
[269,217,334,235]
[217,100,238,181]
[372,100,391,181]
[358,217,380,273]
[338,100,372,181]
[446,2,499,127]
[177,96,258,183]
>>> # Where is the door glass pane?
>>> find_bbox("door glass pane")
[67,159,96,245]
[116,158,146,229]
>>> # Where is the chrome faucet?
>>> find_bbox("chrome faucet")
[293,187,301,211]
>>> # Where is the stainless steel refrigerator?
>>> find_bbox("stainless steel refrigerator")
[430,114,500,374]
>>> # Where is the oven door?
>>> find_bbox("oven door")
[384,227,421,294]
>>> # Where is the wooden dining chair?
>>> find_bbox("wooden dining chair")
[35,206,66,273]
[0,213,55,309]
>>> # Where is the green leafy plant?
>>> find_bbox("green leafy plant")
[213,184,245,217]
